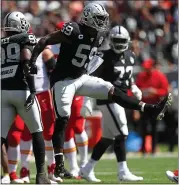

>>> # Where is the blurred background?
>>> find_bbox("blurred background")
[1,0,178,156]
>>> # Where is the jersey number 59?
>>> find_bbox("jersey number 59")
[72,44,97,67]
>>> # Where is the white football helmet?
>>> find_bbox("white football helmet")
[80,3,109,32]
[3,11,30,33]
[109,25,131,54]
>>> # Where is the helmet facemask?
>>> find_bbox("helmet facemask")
[110,37,130,54]
[80,3,109,32]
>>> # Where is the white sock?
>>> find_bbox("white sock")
[8,145,20,173]
[64,138,79,171]
[84,158,98,173]
[75,131,88,167]
[20,140,32,169]
[118,161,128,172]
[45,140,55,166]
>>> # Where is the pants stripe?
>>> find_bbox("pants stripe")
[106,104,124,136]
[35,96,43,130]
[52,87,60,119]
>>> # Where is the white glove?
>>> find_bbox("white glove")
[131,84,142,100]
[80,97,93,118]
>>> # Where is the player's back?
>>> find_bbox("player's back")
[1,36,33,90]
[50,22,105,84]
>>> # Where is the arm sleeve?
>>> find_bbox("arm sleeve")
[21,45,36,93]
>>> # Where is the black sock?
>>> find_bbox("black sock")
[91,138,113,161]
[114,136,126,162]
[55,154,64,165]
[32,132,45,174]
[52,117,68,149]
[52,117,68,165]
[112,88,141,110]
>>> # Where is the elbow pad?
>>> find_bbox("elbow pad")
[45,57,56,71]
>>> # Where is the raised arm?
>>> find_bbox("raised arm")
[30,30,71,66]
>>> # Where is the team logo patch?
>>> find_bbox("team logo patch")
[130,56,134,64]
[99,36,104,45]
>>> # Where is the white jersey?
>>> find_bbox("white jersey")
[35,53,50,93]
[35,44,60,93]
[34,43,61,93]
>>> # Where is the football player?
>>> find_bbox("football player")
[29,3,172,179]
[80,26,143,182]
[55,22,89,178]
[1,12,50,184]
[6,46,62,183]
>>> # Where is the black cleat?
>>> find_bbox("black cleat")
[36,173,51,184]
[152,93,172,120]
[54,162,73,179]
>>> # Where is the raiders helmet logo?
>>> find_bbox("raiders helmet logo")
[84,8,91,17]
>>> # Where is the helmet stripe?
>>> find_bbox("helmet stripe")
[5,12,12,27]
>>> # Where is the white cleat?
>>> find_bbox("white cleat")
[11,178,24,183]
[50,179,58,184]
[119,170,143,182]
[1,175,10,184]
[48,173,63,183]
[80,168,101,182]
[70,168,80,178]
[21,176,30,183]
[166,170,178,183]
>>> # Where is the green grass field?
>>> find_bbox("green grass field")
[18,155,177,184]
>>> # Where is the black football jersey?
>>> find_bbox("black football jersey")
[50,22,106,84]
[1,37,34,90]
[92,49,136,105]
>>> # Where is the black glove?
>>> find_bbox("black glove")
[24,93,36,111]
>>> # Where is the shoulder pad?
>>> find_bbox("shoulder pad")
[61,22,81,38]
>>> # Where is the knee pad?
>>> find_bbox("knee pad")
[115,134,128,141]
[54,116,69,133]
